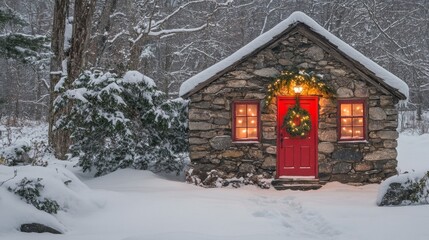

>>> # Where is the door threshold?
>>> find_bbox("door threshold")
[279,176,316,179]
[272,178,322,191]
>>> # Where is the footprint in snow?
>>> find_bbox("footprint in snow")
[252,210,276,218]
[250,196,340,238]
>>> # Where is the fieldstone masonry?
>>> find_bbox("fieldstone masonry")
[187,30,400,186]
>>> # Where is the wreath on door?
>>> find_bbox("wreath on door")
[282,103,312,137]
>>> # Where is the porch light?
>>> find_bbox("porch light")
[293,85,303,94]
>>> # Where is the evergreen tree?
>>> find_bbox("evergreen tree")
[54,70,188,176]
[0,8,48,63]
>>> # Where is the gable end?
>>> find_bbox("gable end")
[296,25,406,100]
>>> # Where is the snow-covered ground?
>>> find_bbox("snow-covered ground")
[1,123,429,240]
[397,132,429,172]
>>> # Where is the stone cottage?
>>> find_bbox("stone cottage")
[179,11,408,188]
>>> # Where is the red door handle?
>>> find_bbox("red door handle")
[280,132,284,148]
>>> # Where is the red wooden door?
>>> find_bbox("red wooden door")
[277,96,318,177]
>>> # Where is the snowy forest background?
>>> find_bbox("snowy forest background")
[0,0,428,132]
[1,2,429,237]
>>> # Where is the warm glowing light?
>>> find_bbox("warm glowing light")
[235,103,259,140]
[340,102,365,139]
[293,85,303,94]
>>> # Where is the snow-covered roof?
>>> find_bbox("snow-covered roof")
[179,11,408,100]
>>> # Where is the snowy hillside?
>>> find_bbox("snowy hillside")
[1,123,429,240]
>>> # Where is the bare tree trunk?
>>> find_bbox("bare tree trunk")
[410,67,425,135]
[416,86,423,121]
[88,0,117,67]
[125,0,147,71]
[49,0,69,159]
[68,0,97,82]
[6,60,20,126]
[128,37,146,71]
[34,69,42,121]
[14,97,19,125]
[49,0,97,159]
[416,85,424,135]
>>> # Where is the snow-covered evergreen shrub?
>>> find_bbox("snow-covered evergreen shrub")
[0,123,49,166]
[377,171,429,206]
[7,177,60,214]
[54,70,188,176]
[0,140,31,165]
[146,98,189,173]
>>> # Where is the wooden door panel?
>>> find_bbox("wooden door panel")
[285,145,294,168]
[277,96,318,177]
[300,146,311,168]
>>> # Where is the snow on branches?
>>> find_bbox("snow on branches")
[54,70,188,177]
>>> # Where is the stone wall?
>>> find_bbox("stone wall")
[187,30,399,186]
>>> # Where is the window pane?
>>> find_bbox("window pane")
[341,104,352,116]
[353,126,364,138]
[247,104,258,117]
[248,128,258,138]
[234,102,259,141]
[341,118,352,126]
[339,101,365,140]
[341,126,352,138]
[236,117,247,127]
[353,117,364,126]
[236,128,247,139]
[236,104,246,116]
[352,103,364,116]
[248,117,257,127]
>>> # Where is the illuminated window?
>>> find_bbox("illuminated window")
[338,99,366,141]
[233,101,260,141]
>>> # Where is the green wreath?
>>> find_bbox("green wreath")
[282,105,312,137]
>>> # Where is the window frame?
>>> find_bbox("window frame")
[337,99,367,142]
[232,100,261,142]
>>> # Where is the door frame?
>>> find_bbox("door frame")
[276,96,319,178]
